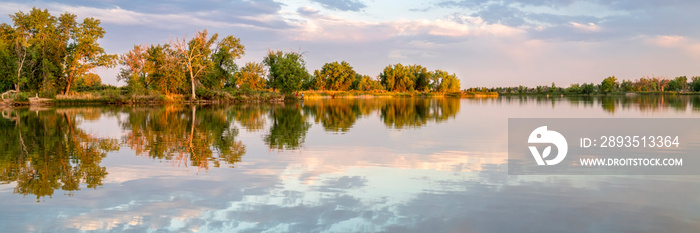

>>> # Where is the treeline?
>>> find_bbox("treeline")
[482,76,700,95]
[119,37,462,99]
[0,8,461,100]
[0,8,115,97]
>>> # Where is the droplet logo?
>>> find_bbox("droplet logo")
[528,126,568,165]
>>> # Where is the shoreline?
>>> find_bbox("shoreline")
[0,90,497,107]
[5,90,696,107]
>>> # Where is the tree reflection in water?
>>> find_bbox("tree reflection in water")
[3,95,699,200]
[264,103,311,150]
[0,108,118,201]
[119,105,246,169]
[302,98,461,130]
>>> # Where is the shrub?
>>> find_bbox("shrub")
[14,93,29,102]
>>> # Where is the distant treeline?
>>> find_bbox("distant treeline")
[0,8,461,100]
[473,76,700,95]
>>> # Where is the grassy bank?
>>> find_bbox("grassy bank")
[0,89,500,106]
[299,90,498,98]
[50,89,290,105]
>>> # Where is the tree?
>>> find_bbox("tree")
[235,62,266,90]
[667,76,688,92]
[0,9,114,95]
[380,63,410,91]
[600,76,618,94]
[431,70,460,93]
[171,30,216,100]
[355,75,383,91]
[395,65,415,91]
[580,83,596,95]
[76,72,101,89]
[22,8,61,91]
[566,83,580,93]
[143,44,186,95]
[678,76,688,91]
[118,44,147,91]
[313,61,356,91]
[6,11,33,92]
[410,65,430,92]
[0,30,16,92]
[62,16,116,94]
[691,76,700,92]
[263,50,309,94]
[620,79,634,92]
[203,35,245,89]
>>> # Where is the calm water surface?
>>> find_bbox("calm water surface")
[1,96,699,232]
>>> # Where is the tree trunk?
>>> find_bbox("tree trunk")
[190,69,196,100]
[64,77,72,95]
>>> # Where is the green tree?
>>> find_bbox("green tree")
[380,63,411,91]
[235,61,266,90]
[203,35,245,89]
[691,76,700,92]
[0,8,114,96]
[600,76,618,94]
[6,12,32,92]
[263,50,309,94]
[580,83,596,95]
[145,44,184,95]
[313,61,356,91]
[667,76,687,92]
[0,32,15,92]
[22,8,61,92]
[410,65,430,92]
[355,75,383,91]
[566,83,580,93]
[62,16,116,94]
[620,80,634,92]
[431,70,460,93]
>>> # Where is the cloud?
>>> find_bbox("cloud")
[311,0,367,12]
[470,3,526,27]
[288,8,523,42]
[647,35,700,57]
[0,0,290,30]
[296,6,320,16]
[431,0,700,43]
[570,22,601,32]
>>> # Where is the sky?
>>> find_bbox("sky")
[1,0,700,87]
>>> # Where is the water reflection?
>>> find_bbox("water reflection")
[0,108,118,201]
[498,94,700,114]
[1,95,700,233]
[1,95,699,201]
[119,105,246,169]
[264,104,311,150]
[303,98,461,130]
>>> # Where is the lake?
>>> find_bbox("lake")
[1,95,699,232]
